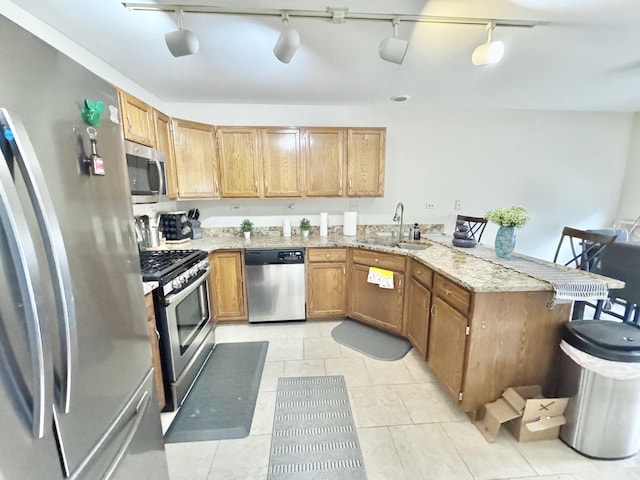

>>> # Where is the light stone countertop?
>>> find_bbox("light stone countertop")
[143,233,623,294]
[142,281,158,295]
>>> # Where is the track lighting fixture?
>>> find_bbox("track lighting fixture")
[471,22,504,66]
[378,18,409,65]
[273,14,300,64]
[165,9,199,57]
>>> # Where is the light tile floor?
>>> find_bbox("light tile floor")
[162,320,640,480]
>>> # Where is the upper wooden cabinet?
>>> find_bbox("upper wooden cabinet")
[347,128,385,197]
[303,128,344,197]
[152,109,178,199]
[217,127,262,198]
[118,91,155,147]
[172,119,219,198]
[261,128,302,197]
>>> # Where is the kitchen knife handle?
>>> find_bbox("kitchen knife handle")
[1,108,77,414]
[0,114,52,439]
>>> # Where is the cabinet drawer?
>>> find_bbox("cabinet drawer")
[410,260,433,288]
[434,274,471,315]
[308,248,347,263]
[352,249,406,272]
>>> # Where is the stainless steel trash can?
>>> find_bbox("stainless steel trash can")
[558,320,640,459]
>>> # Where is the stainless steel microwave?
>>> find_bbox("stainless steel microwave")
[125,140,168,204]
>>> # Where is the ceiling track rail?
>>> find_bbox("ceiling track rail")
[121,3,545,28]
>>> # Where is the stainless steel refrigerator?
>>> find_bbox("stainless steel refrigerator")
[0,14,169,479]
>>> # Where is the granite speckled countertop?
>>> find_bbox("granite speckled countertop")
[143,233,623,294]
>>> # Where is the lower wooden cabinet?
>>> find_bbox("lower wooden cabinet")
[348,250,406,335]
[306,248,347,318]
[208,250,248,322]
[144,292,165,410]
[427,296,468,402]
[406,277,431,359]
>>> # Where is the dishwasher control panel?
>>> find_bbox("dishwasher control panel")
[245,248,305,265]
[278,250,304,263]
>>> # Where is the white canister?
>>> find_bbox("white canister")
[283,218,291,237]
[343,212,357,236]
[319,212,328,237]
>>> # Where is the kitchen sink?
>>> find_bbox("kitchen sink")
[358,238,429,251]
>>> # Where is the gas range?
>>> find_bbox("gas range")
[139,249,208,296]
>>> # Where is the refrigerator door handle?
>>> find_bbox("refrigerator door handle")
[0,133,52,439]
[101,391,151,480]
[0,108,78,414]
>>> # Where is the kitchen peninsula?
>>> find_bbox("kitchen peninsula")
[150,233,623,417]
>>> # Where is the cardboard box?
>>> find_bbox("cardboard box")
[475,385,569,443]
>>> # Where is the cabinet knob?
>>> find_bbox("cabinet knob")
[326,254,330,258]
[445,288,451,295]
[375,258,379,263]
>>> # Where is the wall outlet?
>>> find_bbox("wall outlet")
[454,199,462,210]
[425,202,435,209]
[350,201,359,211]
[287,203,296,210]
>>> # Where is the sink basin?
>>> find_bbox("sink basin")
[395,242,429,251]
[358,238,429,251]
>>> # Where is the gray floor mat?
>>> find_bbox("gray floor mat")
[331,320,412,361]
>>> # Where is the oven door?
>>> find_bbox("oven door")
[162,266,213,383]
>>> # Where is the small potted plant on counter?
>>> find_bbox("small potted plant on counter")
[300,217,311,238]
[240,218,254,240]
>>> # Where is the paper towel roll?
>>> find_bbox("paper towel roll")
[283,218,291,237]
[343,212,357,236]
[320,212,328,237]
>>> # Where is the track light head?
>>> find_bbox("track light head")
[471,22,504,66]
[273,14,300,64]
[379,18,408,65]
[165,9,199,57]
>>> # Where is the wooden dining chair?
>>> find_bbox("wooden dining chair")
[553,227,618,272]
[456,215,488,242]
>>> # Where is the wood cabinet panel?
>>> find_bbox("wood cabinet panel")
[307,263,347,318]
[434,274,471,315]
[152,109,178,199]
[406,277,431,359]
[349,263,404,334]
[351,249,406,272]
[209,250,247,322]
[145,293,165,410]
[410,261,433,289]
[217,127,262,198]
[261,128,301,197]
[428,296,468,402]
[118,90,155,147]
[347,128,385,197]
[172,119,219,198]
[303,128,344,197]
[308,248,347,263]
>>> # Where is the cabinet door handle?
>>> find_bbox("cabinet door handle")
[343,266,345,275]
[374,258,379,263]
[444,288,451,295]
[349,179,352,189]
[431,305,436,316]
[154,328,160,341]
[265,180,268,191]
[326,254,330,258]
[126,113,132,132]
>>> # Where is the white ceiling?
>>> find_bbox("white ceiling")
[8,0,640,111]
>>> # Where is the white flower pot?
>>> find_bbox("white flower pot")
[302,230,309,238]
[244,231,251,240]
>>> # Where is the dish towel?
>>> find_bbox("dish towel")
[367,267,394,289]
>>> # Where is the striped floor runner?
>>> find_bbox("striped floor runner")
[268,376,367,480]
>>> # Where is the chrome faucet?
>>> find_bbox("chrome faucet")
[393,202,404,241]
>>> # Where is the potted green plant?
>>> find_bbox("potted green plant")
[240,218,254,240]
[486,205,529,260]
[300,217,311,238]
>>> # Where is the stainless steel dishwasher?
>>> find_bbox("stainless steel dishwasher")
[245,248,306,323]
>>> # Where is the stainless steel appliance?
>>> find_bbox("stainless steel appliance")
[139,249,214,411]
[0,14,168,479]
[245,248,306,323]
[125,140,168,204]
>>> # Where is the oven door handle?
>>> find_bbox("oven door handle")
[164,265,211,306]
